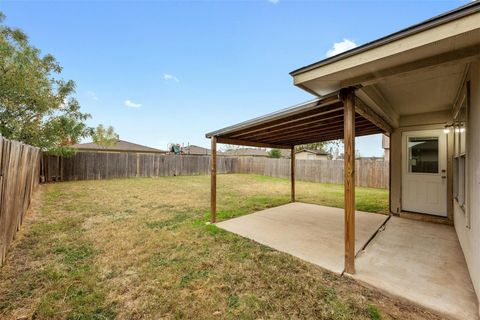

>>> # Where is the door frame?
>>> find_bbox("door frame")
[401,129,448,216]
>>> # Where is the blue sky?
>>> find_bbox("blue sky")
[1,0,470,155]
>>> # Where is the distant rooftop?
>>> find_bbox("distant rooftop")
[73,140,166,154]
[181,144,211,155]
[296,149,329,155]
[222,148,290,158]
[222,148,268,157]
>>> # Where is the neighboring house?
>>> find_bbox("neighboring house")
[222,148,290,158]
[73,140,166,154]
[382,134,390,161]
[222,148,268,157]
[181,144,211,155]
[295,149,329,160]
[207,3,480,317]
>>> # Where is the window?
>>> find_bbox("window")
[408,137,439,173]
[454,155,466,207]
[453,81,469,225]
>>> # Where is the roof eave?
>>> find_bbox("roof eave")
[290,1,480,77]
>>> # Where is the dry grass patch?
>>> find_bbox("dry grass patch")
[0,174,440,319]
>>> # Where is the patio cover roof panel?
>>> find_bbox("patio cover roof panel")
[205,93,385,148]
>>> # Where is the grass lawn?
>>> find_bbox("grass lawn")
[0,174,440,319]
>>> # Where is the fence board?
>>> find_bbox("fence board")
[231,157,388,189]
[0,136,41,266]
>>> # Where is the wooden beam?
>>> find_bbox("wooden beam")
[228,103,343,138]
[265,121,374,143]
[355,97,392,134]
[291,147,295,202]
[210,136,217,223]
[276,127,382,146]
[240,113,345,140]
[250,115,353,141]
[216,137,291,149]
[341,87,356,274]
[357,86,399,128]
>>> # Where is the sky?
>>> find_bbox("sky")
[1,0,471,156]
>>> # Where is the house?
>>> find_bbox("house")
[222,148,269,157]
[206,3,480,318]
[222,148,291,158]
[181,144,211,155]
[295,149,329,160]
[73,140,166,154]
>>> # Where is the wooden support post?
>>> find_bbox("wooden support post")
[341,88,356,274]
[291,147,295,202]
[210,136,217,223]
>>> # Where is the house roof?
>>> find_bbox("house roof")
[206,3,478,148]
[289,1,480,127]
[73,140,166,153]
[182,144,211,155]
[222,148,291,157]
[222,148,268,157]
[296,149,328,155]
[290,2,480,77]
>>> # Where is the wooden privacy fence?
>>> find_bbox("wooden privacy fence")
[42,152,237,182]
[0,136,41,266]
[231,157,389,189]
[43,152,389,189]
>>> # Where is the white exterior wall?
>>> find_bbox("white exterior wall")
[455,61,480,309]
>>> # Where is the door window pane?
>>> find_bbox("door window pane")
[408,137,439,173]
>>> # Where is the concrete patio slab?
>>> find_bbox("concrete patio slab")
[353,217,479,320]
[217,202,387,274]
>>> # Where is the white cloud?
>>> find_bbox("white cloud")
[124,99,142,108]
[163,73,179,82]
[326,39,357,58]
[86,90,99,101]
[268,0,279,4]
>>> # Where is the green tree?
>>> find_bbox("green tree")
[295,142,328,152]
[0,12,92,155]
[268,149,282,158]
[92,124,119,148]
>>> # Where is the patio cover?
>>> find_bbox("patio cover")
[205,91,391,149]
[206,88,393,274]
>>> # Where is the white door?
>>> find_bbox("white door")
[402,129,447,216]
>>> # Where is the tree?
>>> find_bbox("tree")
[92,124,119,148]
[355,149,362,159]
[296,140,340,156]
[295,142,328,152]
[0,12,92,155]
[219,144,240,152]
[268,149,281,158]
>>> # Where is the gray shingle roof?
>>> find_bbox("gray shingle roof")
[73,140,166,153]
[296,149,329,155]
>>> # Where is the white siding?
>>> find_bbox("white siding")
[454,61,480,311]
